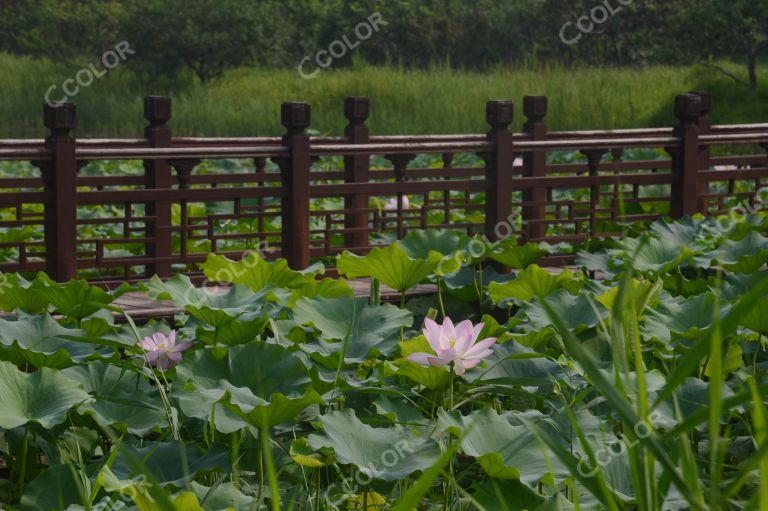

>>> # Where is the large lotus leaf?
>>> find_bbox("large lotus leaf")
[195,313,269,346]
[62,364,165,436]
[31,275,116,320]
[652,377,736,431]
[336,243,443,292]
[596,279,663,317]
[0,360,91,429]
[0,273,50,314]
[522,289,608,332]
[463,341,565,386]
[438,408,569,484]
[18,463,84,511]
[574,250,616,278]
[190,481,256,511]
[612,234,694,273]
[175,343,322,429]
[149,275,272,328]
[0,314,110,369]
[643,292,730,343]
[650,217,700,247]
[488,238,549,269]
[695,230,768,274]
[108,442,230,488]
[488,265,578,304]
[399,229,471,258]
[720,270,768,302]
[293,296,412,362]
[200,252,321,291]
[471,479,546,511]
[742,295,768,334]
[443,265,515,303]
[394,336,451,389]
[308,409,441,481]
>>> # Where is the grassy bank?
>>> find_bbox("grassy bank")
[0,53,766,137]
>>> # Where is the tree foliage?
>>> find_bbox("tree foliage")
[0,0,766,87]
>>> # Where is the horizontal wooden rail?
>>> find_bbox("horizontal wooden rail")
[0,91,765,282]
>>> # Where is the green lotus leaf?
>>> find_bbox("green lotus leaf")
[443,265,515,303]
[643,292,730,343]
[0,314,112,369]
[200,252,321,291]
[462,341,565,386]
[308,409,441,481]
[612,234,695,273]
[399,229,471,258]
[189,481,256,511]
[522,289,608,332]
[394,335,451,389]
[18,463,84,511]
[695,230,768,274]
[31,274,117,320]
[488,237,549,269]
[574,250,616,277]
[62,364,165,436]
[742,295,768,334]
[488,265,578,304]
[0,273,50,314]
[438,408,569,484]
[108,442,230,488]
[195,313,269,346]
[0,360,91,429]
[336,243,443,292]
[175,343,322,429]
[293,296,412,362]
[597,279,663,317]
[471,479,546,511]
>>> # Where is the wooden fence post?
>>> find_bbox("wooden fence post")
[277,102,312,269]
[668,94,702,218]
[483,100,515,241]
[343,97,371,249]
[690,91,712,212]
[42,102,79,282]
[143,96,173,279]
[522,95,548,241]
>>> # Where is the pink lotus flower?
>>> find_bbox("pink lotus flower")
[407,317,497,375]
[140,330,192,370]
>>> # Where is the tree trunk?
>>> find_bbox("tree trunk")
[748,53,758,91]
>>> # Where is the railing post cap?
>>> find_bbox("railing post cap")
[675,94,701,121]
[144,96,172,122]
[43,102,76,130]
[486,100,514,128]
[688,91,712,114]
[523,96,548,119]
[281,102,311,129]
[344,97,370,122]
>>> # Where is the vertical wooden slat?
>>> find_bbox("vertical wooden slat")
[669,94,702,218]
[143,96,173,279]
[343,97,370,249]
[42,102,78,282]
[277,102,312,269]
[483,100,514,241]
[522,96,548,241]
[690,91,712,213]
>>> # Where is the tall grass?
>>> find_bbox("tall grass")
[1,53,766,138]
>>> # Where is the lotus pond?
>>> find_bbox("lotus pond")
[0,213,767,510]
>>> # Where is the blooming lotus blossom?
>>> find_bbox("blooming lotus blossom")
[408,317,496,375]
[140,330,192,370]
[384,196,410,210]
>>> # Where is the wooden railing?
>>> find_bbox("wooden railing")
[0,92,766,284]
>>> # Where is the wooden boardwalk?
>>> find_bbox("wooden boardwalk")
[115,280,438,320]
